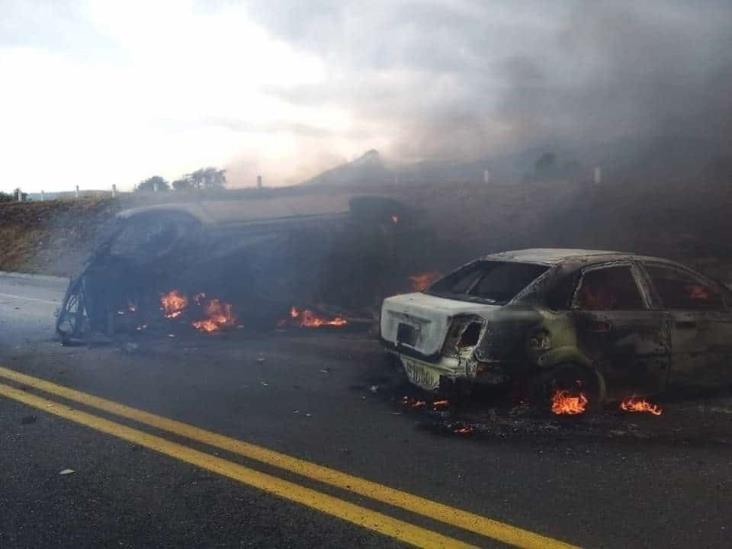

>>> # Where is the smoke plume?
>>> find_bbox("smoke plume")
[246,0,732,176]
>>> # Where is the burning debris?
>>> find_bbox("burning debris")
[401,395,427,408]
[279,306,348,328]
[620,397,663,416]
[191,298,237,333]
[408,271,441,292]
[452,422,474,435]
[159,289,238,333]
[161,290,188,319]
[400,395,452,412]
[551,390,588,416]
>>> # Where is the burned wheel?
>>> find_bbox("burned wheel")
[55,276,90,344]
[531,364,601,415]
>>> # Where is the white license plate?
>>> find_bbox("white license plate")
[402,358,440,391]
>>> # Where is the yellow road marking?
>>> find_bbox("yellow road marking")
[0,366,577,549]
[0,381,474,549]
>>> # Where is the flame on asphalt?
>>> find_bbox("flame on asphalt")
[620,396,663,416]
[551,390,588,415]
[192,298,237,333]
[281,306,348,328]
[161,290,188,319]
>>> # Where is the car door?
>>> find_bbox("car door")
[639,262,732,389]
[571,262,670,398]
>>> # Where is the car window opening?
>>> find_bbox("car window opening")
[576,266,644,310]
[645,265,724,310]
[427,261,549,305]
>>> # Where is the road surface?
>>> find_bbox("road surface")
[0,272,729,548]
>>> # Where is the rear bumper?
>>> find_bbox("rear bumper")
[386,348,511,393]
[380,335,443,363]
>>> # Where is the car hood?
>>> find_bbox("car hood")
[380,292,500,357]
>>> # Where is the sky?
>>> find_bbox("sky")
[1,1,730,192]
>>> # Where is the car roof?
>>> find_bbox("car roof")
[116,195,355,226]
[484,248,674,266]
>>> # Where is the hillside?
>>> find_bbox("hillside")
[1,178,732,281]
[0,198,120,276]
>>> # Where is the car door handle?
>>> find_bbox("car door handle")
[675,320,697,329]
[587,320,612,333]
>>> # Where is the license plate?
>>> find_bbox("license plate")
[402,358,440,391]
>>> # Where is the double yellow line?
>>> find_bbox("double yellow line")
[0,366,576,548]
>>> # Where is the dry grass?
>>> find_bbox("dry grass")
[0,198,120,275]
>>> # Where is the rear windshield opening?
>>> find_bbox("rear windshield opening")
[426,261,548,305]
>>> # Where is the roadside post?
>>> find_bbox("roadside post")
[593,167,603,185]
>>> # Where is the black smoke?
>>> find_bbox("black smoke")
[244,0,732,178]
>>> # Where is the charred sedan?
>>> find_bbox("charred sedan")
[381,249,732,409]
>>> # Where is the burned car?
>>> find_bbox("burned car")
[56,193,415,343]
[381,249,732,409]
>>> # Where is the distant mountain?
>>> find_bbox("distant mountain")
[299,135,726,187]
[301,149,394,186]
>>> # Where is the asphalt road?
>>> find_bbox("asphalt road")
[0,272,730,548]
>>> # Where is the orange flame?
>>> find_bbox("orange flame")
[620,397,663,416]
[192,298,237,333]
[432,399,449,410]
[286,306,348,328]
[161,290,188,319]
[401,396,426,408]
[551,390,588,415]
[409,271,441,291]
[453,423,474,435]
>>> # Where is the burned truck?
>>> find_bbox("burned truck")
[56,194,419,343]
[381,249,732,409]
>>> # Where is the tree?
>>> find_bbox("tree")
[187,167,226,190]
[136,175,170,192]
[0,191,13,203]
[172,178,193,191]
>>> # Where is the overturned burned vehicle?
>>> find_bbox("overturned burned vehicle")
[381,249,732,409]
[56,194,416,343]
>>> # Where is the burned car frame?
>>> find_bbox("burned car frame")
[56,194,412,343]
[381,249,732,407]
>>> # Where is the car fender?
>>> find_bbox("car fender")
[536,345,592,369]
